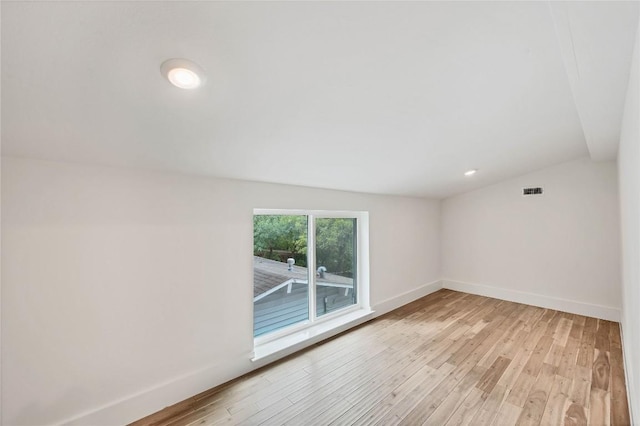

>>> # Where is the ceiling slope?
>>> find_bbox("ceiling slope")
[1,1,638,197]
[549,1,639,161]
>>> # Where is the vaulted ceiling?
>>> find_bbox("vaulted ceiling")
[2,1,638,198]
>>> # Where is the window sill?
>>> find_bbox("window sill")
[251,308,374,362]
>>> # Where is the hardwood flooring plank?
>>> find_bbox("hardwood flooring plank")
[232,398,292,426]
[371,363,454,425]
[491,326,529,365]
[493,401,523,425]
[576,331,595,369]
[595,320,611,352]
[506,372,537,407]
[444,387,488,426]
[522,335,554,377]
[610,322,623,349]
[477,355,511,394]
[446,314,511,366]
[393,362,477,426]
[540,309,556,323]
[499,317,549,389]
[544,343,564,368]
[592,349,611,391]
[540,374,572,425]
[322,344,445,424]
[422,365,486,425]
[478,319,525,368]
[557,337,581,379]
[462,298,501,325]
[427,329,475,369]
[569,365,592,408]
[224,370,308,415]
[590,388,611,426]
[516,363,555,425]
[564,402,589,426]
[583,317,598,334]
[130,290,630,426]
[398,312,515,425]
[412,320,471,363]
[166,404,229,426]
[476,304,529,369]
[348,363,448,426]
[519,306,546,332]
[610,394,631,426]
[278,329,435,424]
[610,326,630,426]
[569,316,585,341]
[470,384,508,426]
[553,317,573,347]
[286,343,405,405]
[191,410,232,426]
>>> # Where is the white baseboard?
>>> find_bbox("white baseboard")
[373,280,443,317]
[442,279,621,322]
[61,281,444,425]
[619,321,638,425]
[61,355,256,425]
[61,278,620,425]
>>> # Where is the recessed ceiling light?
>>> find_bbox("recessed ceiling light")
[464,169,477,176]
[160,58,205,89]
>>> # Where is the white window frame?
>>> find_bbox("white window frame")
[253,209,371,348]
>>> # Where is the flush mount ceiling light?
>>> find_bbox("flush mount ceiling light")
[464,169,478,177]
[160,58,205,89]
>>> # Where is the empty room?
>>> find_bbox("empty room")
[1,1,639,425]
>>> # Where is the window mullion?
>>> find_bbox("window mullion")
[308,215,317,322]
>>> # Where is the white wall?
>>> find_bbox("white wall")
[0,157,441,425]
[618,25,640,424]
[441,157,621,320]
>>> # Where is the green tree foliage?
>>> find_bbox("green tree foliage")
[316,218,355,277]
[253,215,308,266]
[253,215,356,277]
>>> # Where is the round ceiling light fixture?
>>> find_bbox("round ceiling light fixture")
[160,58,205,89]
[464,169,478,177]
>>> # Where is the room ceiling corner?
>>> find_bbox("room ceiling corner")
[548,1,640,162]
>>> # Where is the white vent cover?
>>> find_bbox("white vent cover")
[522,186,544,196]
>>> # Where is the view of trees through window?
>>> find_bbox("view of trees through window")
[253,214,358,337]
[254,215,308,266]
[253,216,356,277]
[315,218,356,279]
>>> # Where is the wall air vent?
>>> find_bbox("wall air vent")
[522,187,544,196]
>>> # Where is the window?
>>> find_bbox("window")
[315,217,357,317]
[253,210,369,341]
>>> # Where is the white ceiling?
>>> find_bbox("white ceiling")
[2,1,638,198]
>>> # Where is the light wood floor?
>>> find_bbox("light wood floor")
[131,290,630,426]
